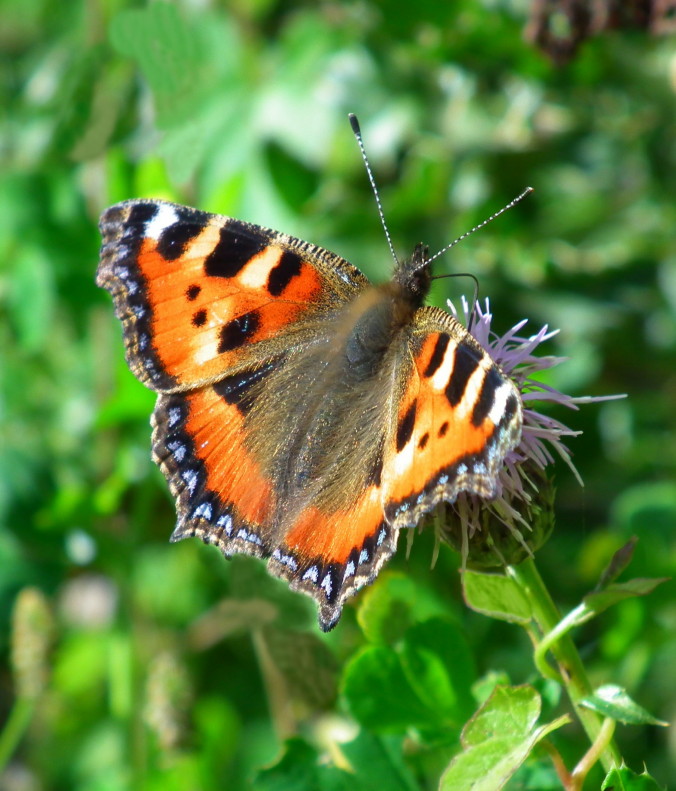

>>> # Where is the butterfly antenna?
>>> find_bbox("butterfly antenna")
[349,114,399,266]
[424,186,534,269]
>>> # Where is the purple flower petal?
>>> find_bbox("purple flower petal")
[441,298,625,558]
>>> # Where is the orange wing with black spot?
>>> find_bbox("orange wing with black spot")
[98,200,367,392]
[152,378,396,631]
[98,200,382,630]
[381,307,522,529]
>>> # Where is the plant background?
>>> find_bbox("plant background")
[1,1,675,789]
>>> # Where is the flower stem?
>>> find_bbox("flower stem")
[0,697,34,772]
[251,629,297,739]
[540,740,572,788]
[508,557,621,773]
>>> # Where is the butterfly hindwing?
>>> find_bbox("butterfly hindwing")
[153,383,275,558]
[151,359,398,632]
[383,307,522,528]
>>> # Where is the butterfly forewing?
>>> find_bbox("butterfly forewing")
[97,200,367,392]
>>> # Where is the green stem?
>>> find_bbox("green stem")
[571,717,617,790]
[535,603,588,677]
[508,557,621,773]
[0,697,35,771]
[252,629,297,740]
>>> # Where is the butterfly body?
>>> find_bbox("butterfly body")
[98,199,522,630]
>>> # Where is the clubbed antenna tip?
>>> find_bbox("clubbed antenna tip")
[348,113,399,266]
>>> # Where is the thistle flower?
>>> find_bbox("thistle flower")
[436,297,620,568]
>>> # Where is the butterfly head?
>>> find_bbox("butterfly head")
[393,242,432,307]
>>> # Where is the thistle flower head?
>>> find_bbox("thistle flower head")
[436,297,621,567]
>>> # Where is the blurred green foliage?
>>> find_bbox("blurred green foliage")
[1,0,675,789]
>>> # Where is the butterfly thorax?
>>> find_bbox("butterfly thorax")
[342,242,432,381]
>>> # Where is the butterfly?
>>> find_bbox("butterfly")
[97,155,523,632]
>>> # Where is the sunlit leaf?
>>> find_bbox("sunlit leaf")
[462,571,532,623]
[439,685,569,791]
[581,685,668,726]
[583,578,670,619]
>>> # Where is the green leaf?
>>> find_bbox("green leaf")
[583,578,670,619]
[341,731,419,791]
[471,671,511,706]
[256,735,416,791]
[439,685,569,791]
[602,764,666,790]
[400,619,476,726]
[356,572,449,644]
[596,537,638,590]
[342,619,475,734]
[341,645,434,732]
[462,686,541,745]
[253,738,356,791]
[462,571,532,624]
[109,2,208,128]
[356,573,419,644]
[581,685,668,726]
[109,3,247,184]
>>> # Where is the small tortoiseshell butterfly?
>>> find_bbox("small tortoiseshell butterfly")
[97,120,523,631]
